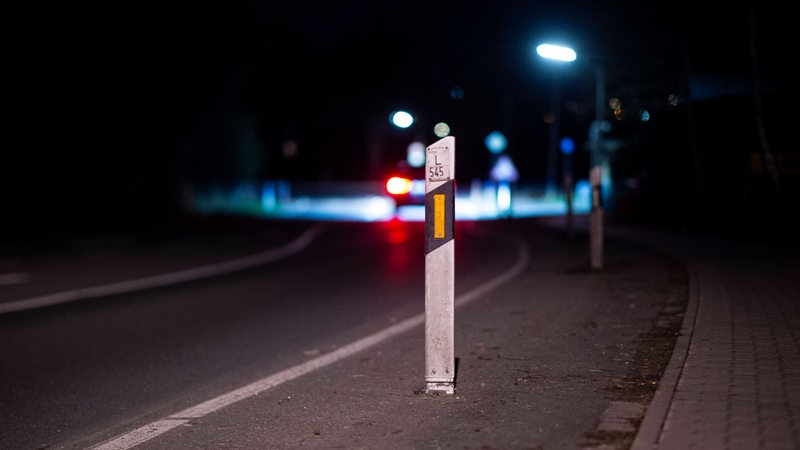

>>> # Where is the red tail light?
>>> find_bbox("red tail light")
[386,176,413,195]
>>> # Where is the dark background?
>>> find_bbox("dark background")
[4,1,796,239]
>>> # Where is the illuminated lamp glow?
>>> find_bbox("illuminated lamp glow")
[391,110,414,128]
[560,136,575,154]
[497,181,512,212]
[365,196,395,221]
[386,176,413,195]
[407,141,425,167]
[535,44,577,62]
[484,131,507,154]
[490,154,519,182]
[434,122,451,138]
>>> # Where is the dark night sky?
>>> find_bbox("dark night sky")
[4,1,796,236]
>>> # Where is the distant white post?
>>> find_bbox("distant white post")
[589,165,603,270]
[424,136,456,394]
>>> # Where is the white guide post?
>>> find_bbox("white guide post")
[424,136,455,394]
[589,165,604,270]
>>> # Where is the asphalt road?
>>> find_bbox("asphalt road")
[1,218,686,449]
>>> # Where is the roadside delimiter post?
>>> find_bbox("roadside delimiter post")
[424,136,455,394]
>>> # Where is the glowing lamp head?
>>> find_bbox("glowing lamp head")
[536,44,577,62]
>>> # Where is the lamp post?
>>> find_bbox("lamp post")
[537,43,607,265]
[535,43,576,199]
[588,63,607,270]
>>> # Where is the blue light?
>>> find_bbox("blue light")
[484,131,507,154]
[560,137,575,154]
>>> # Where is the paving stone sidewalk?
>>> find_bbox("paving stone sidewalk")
[619,226,800,450]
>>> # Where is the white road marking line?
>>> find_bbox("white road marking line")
[90,235,529,450]
[0,225,327,314]
[91,419,189,450]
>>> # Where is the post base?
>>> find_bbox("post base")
[426,382,455,395]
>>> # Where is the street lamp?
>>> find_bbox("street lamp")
[536,44,576,62]
[536,43,576,199]
[537,42,607,266]
[390,110,414,129]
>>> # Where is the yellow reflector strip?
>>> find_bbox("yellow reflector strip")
[434,194,445,238]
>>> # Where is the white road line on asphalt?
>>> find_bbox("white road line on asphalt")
[89,234,530,450]
[91,420,189,450]
[0,225,327,314]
